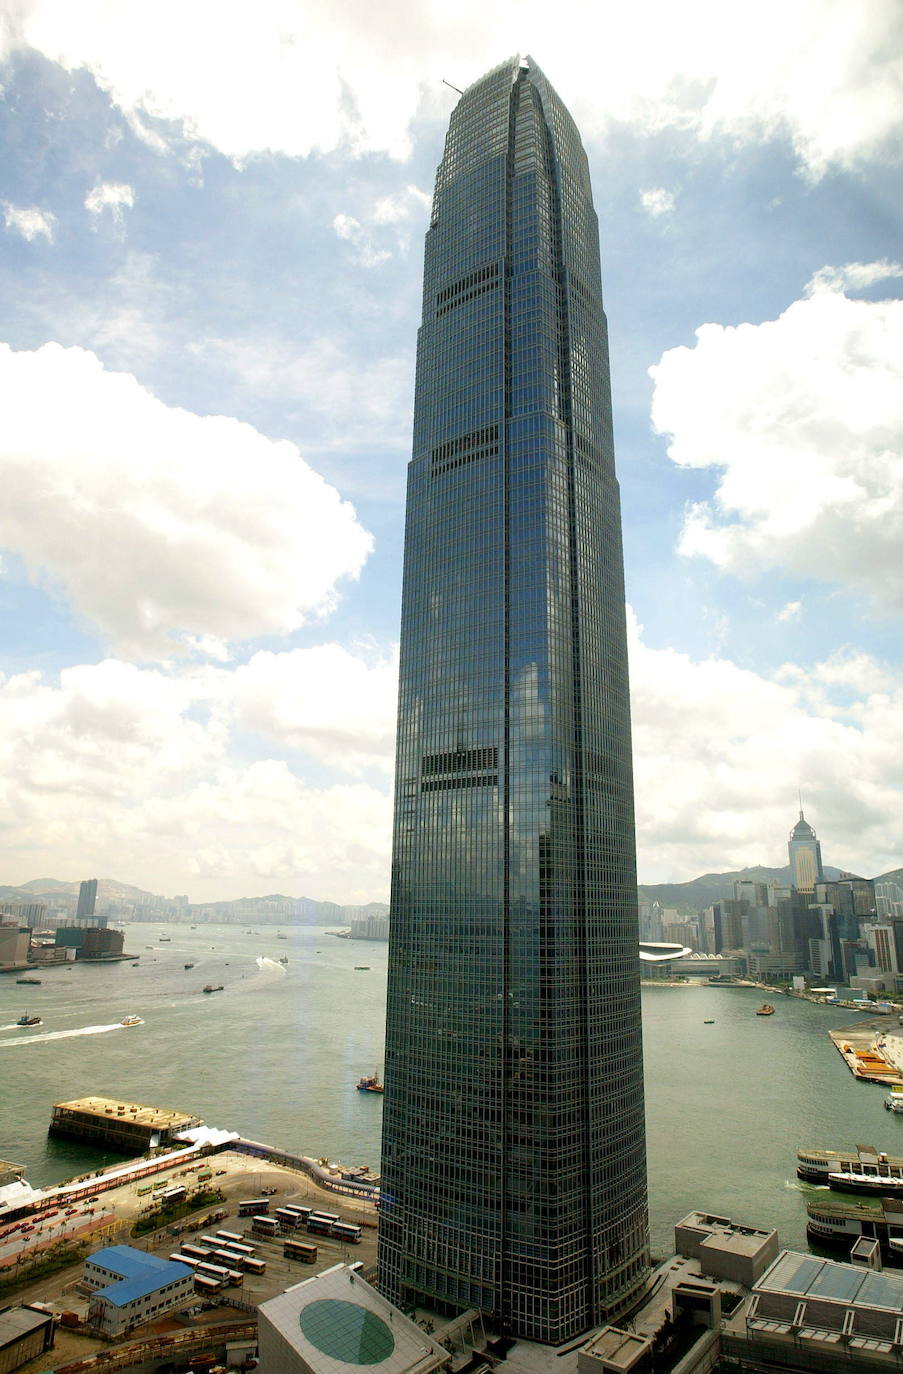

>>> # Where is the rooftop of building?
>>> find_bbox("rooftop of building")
[88,1246,191,1307]
[52,1097,198,1128]
[678,1212,775,1241]
[0,1305,53,1349]
[260,1263,449,1374]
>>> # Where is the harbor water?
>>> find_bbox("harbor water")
[0,923,892,1256]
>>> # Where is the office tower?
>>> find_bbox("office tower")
[76,878,98,921]
[378,57,648,1344]
[788,809,823,894]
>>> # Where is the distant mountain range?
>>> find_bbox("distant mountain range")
[2,863,899,920]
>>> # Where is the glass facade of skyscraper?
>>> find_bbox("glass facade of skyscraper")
[378,57,648,1344]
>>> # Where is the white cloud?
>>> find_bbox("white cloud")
[0,341,373,658]
[332,212,390,268]
[0,651,394,902]
[5,0,901,175]
[372,185,432,225]
[776,600,801,623]
[187,334,412,448]
[3,202,55,241]
[805,259,903,295]
[650,267,903,612]
[84,180,134,224]
[628,612,903,882]
[229,643,398,775]
[640,187,675,218]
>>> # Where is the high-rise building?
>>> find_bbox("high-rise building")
[788,809,823,894]
[378,56,648,1344]
[76,878,98,921]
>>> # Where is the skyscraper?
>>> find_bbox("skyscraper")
[788,808,823,894]
[378,57,648,1343]
[76,878,98,921]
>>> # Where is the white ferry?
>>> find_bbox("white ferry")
[797,1145,903,1186]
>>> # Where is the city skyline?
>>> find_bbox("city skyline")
[0,4,901,902]
[377,58,646,1339]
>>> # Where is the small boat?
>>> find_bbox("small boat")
[120,1015,143,1027]
[756,1004,775,1016]
[886,1092,903,1113]
[17,1012,42,1026]
[159,936,171,942]
[203,984,224,994]
[355,966,371,971]
[704,1019,715,1024]
[278,956,288,965]
[16,977,41,985]
[184,962,194,970]
[356,1072,384,1093]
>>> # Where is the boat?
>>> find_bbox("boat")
[798,1145,903,1184]
[807,1195,903,1261]
[120,1015,144,1027]
[184,962,195,970]
[203,984,224,994]
[355,966,371,971]
[16,1012,42,1026]
[159,936,171,942]
[278,956,288,965]
[356,1072,384,1093]
[756,1004,775,1016]
[16,977,41,985]
[703,1019,715,1024]
[277,933,288,940]
[887,1091,903,1113]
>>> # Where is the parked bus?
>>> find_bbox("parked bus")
[283,1238,317,1263]
[280,1205,310,1219]
[252,1215,279,1237]
[194,1274,223,1294]
[197,1168,213,1181]
[161,1185,187,1204]
[170,1253,199,1268]
[307,1214,339,1236]
[215,1230,244,1245]
[181,1244,213,1261]
[219,1241,254,1257]
[332,1222,363,1244]
[196,1262,230,1281]
[241,1256,266,1275]
[238,1198,269,1216]
[275,1207,304,1228]
[137,1184,153,1196]
[199,1235,223,1249]
[226,1269,244,1288]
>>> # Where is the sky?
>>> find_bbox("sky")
[0,0,901,904]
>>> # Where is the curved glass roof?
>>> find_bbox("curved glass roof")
[299,1299,396,1365]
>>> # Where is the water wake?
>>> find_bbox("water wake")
[256,957,287,974]
[0,1022,125,1048]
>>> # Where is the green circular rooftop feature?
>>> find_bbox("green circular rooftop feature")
[299,1299,396,1365]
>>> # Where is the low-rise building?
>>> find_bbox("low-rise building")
[675,1211,779,1287]
[0,1305,54,1374]
[84,1246,193,1337]
[49,1097,202,1152]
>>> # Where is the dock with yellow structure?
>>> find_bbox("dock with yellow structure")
[829,1023,903,1086]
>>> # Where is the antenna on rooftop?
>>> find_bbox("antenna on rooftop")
[442,79,464,95]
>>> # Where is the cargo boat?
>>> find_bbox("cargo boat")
[798,1144,903,1190]
[16,1012,42,1026]
[356,1072,384,1093]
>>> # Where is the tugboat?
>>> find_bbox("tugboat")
[203,984,224,994]
[16,1012,42,1026]
[756,1004,776,1016]
[356,1072,384,1093]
